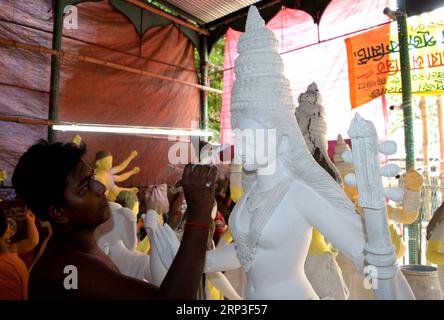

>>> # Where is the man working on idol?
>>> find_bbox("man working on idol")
[12,140,217,299]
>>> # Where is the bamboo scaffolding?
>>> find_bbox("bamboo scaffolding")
[0,38,222,95]
[124,0,209,36]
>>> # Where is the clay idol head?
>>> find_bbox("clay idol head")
[230,5,354,214]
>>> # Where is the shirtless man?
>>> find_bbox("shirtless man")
[12,140,217,299]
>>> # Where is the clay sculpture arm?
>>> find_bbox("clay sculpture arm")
[297,182,366,274]
[143,210,241,284]
[111,150,138,174]
[206,272,242,300]
[113,166,140,182]
[204,243,242,273]
[426,240,444,264]
[426,222,444,264]
[387,170,423,224]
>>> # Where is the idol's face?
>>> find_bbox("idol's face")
[233,117,277,174]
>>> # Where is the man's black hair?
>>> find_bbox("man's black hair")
[0,208,7,237]
[12,140,86,222]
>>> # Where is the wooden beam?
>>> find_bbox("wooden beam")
[124,0,209,36]
[154,0,206,25]
[0,115,54,126]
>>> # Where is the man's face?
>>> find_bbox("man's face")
[62,160,110,228]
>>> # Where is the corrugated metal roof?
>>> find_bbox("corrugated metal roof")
[164,0,263,24]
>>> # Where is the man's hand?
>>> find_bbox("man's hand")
[427,202,444,239]
[182,164,217,223]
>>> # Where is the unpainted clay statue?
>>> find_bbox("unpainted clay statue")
[94,202,151,282]
[426,203,444,293]
[94,150,140,202]
[148,6,414,300]
[295,82,342,185]
[295,82,349,300]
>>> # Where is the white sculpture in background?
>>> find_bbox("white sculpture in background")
[427,219,444,294]
[149,5,414,300]
[295,82,342,184]
[295,82,349,299]
[94,202,151,282]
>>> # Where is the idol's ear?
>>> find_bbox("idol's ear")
[48,205,69,224]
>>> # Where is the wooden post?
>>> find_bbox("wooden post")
[48,0,65,143]
[199,35,209,130]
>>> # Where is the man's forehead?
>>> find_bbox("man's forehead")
[69,159,93,181]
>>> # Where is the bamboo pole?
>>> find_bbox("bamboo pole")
[199,35,209,130]
[124,0,210,36]
[438,96,444,173]
[0,38,223,95]
[396,0,418,264]
[0,115,54,126]
[48,0,64,143]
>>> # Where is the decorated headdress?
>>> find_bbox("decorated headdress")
[231,6,295,114]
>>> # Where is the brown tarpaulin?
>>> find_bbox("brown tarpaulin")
[0,0,200,190]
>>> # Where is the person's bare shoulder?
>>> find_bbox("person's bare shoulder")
[29,244,156,300]
[29,245,84,299]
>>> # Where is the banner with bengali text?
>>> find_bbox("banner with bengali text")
[346,9,444,108]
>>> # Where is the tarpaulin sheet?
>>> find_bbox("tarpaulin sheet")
[0,0,200,188]
[221,0,394,145]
